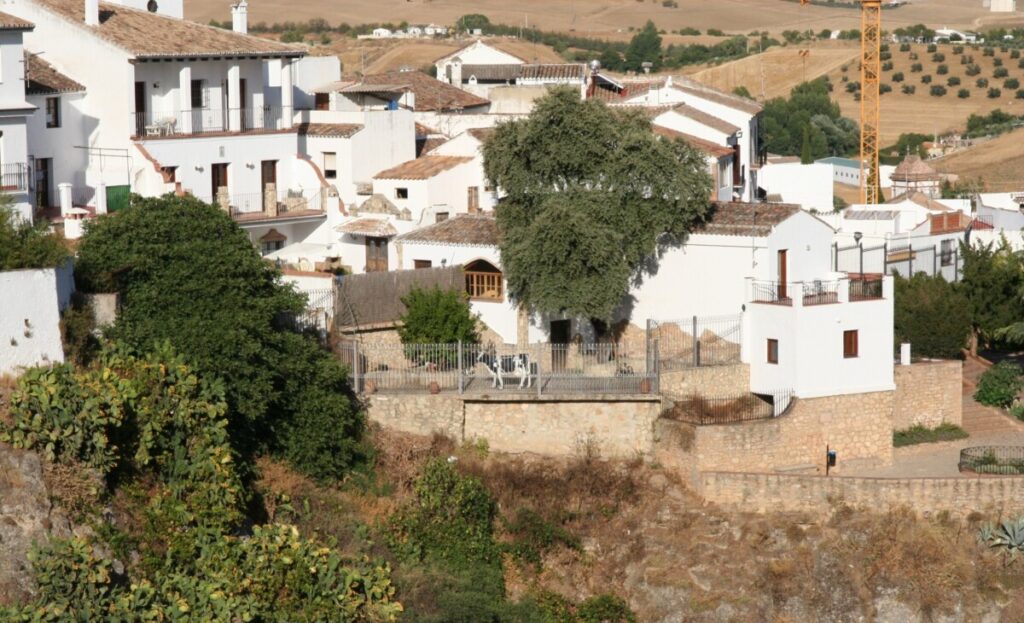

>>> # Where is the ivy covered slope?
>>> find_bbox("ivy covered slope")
[74,194,362,481]
[0,344,401,621]
[483,88,711,319]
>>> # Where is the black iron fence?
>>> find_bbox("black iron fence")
[835,240,963,282]
[959,446,1024,475]
[131,106,287,138]
[0,162,29,193]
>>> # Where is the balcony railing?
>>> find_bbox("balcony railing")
[0,163,29,193]
[217,189,324,221]
[751,278,886,306]
[131,106,287,138]
[849,276,883,301]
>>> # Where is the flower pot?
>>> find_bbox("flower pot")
[639,379,652,395]
[364,380,377,395]
[429,381,441,395]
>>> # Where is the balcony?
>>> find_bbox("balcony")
[212,188,325,225]
[0,163,29,193]
[751,276,886,307]
[131,107,290,139]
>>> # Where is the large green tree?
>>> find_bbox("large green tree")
[959,238,1024,350]
[482,88,711,319]
[624,20,663,72]
[894,272,971,359]
[762,79,859,159]
[74,194,363,480]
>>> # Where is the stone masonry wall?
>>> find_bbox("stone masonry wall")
[661,364,750,400]
[463,397,661,458]
[700,471,1024,517]
[893,361,962,430]
[681,391,894,474]
[365,394,464,439]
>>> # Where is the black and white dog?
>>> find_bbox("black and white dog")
[476,350,532,389]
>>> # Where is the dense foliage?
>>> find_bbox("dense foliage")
[975,362,1024,408]
[0,345,400,621]
[959,239,1024,348]
[0,202,70,270]
[624,21,662,72]
[483,88,711,318]
[893,273,971,359]
[762,79,860,159]
[965,109,1024,138]
[399,287,481,345]
[73,194,363,481]
[892,423,969,447]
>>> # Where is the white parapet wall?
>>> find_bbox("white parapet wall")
[0,263,73,376]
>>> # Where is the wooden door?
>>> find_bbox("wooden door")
[134,81,146,135]
[365,237,388,272]
[211,163,228,203]
[777,249,788,300]
[35,158,51,208]
[239,79,248,129]
[261,160,277,189]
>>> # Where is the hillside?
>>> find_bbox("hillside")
[933,127,1024,192]
[183,0,1001,38]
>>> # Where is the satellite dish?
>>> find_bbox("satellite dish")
[147,0,158,12]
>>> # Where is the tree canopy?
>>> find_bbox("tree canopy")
[482,88,711,319]
[74,194,363,480]
[762,79,859,159]
[0,200,70,271]
[959,238,1024,348]
[894,272,971,359]
[399,286,480,345]
[624,21,663,72]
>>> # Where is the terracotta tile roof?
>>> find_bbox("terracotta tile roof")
[652,125,733,157]
[671,103,740,135]
[336,217,398,237]
[297,122,363,138]
[467,127,495,142]
[670,76,764,115]
[415,122,442,136]
[0,11,33,30]
[457,63,586,82]
[696,202,801,237]
[360,71,489,112]
[887,190,952,212]
[374,155,473,180]
[25,53,84,95]
[397,214,499,246]
[35,0,303,59]
[891,155,940,182]
[418,137,448,156]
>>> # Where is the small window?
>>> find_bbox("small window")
[396,187,409,199]
[190,79,206,109]
[766,339,778,364]
[435,211,449,223]
[161,166,177,182]
[940,239,954,266]
[843,330,859,359]
[45,97,60,128]
[465,259,503,301]
[413,259,432,269]
[314,92,330,111]
[261,239,284,256]
[323,152,337,180]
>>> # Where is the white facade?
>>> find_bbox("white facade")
[977,192,1024,232]
[990,0,1017,12]
[0,26,36,220]
[758,162,834,213]
[27,86,88,211]
[435,40,524,85]
[0,262,74,375]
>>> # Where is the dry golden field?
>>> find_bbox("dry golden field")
[933,127,1024,192]
[185,0,1002,38]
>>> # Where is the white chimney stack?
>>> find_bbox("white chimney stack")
[85,0,99,26]
[231,0,248,34]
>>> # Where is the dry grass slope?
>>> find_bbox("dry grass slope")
[933,127,1024,192]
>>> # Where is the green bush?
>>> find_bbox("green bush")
[503,508,580,568]
[899,43,910,52]
[0,202,69,271]
[932,52,945,62]
[958,88,971,98]
[1005,78,1020,89]
[921,74,933,84]
[894,273,971,359]
[929,85,946,96]
[977,77,989,87]
[882,60,894,71]
[994,66,1009,78]
[911,62,923,72]
[893,423,969,447]
[947,76,961,86]
[578,595,637,623]
[927,43,937,53]
[1017,89,1024,99]
[988,87,1002,99]
[902,84,916,95]
[994,57,1004,67]
[892,71,905,82]
[936,64,949,75]
[975,362,1024,408]
[398,286,480,346]
[966,63,982,76]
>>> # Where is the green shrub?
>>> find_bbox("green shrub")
[958,88,970,98]
[975,362,1024,408]
[994,57,1004,67]
[899,43,910,52]
[1005,78,1020,89]
[911,62,923,72]
[977,77,989,87]
[929,85,946,96]
[953,45,964,54]
[1013,50,1022,59]
[1017,89,1024,99]
[921,74,933,84]
[988,87,1002,98]
[902,84,916,95]
[892,71,905,82]
[983,47,995,56]
[398,286,481,346]
[927,43,937,53]
[894,273,971,359]
[880,83,893,94]
[59,295,99,367]
[882,60,894,71]
[932,52,945,62]
[503,508,580,568]
[936,64,949,75]
[966,63,981,76]
[893,423,969,447]
[578,594,637,623]
[947,76,961,86]
[0,203,70,271]
[995,66,1009,78]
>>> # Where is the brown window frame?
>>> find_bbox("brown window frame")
[766,338,779,365]
[464,259,503,302]
[843,330,859,359]
[413,259,432,269]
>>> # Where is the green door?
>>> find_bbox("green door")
[106,185,130,212]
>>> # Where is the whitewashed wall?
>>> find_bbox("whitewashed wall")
[758,163,834,213]
[0,265,69,375]
[28,91,89,208]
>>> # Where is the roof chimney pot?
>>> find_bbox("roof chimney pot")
[231,0,248,34]
[85,0,99,26]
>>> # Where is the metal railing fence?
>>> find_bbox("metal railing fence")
[835,241,963,282]
[959,446,1024,475]
[648,315,742,371]
[131,106,286,137]
[339,340,658,396]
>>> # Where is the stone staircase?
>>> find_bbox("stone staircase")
[960,354,1024,436]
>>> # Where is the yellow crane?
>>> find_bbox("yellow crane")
[800,0,882,204]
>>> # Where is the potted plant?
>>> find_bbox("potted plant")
[429,381,441,395]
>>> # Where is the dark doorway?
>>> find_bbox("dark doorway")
[550,319,571,371]
[777,249,788,300]
[211,163,228,204]
[134,81,146,135]
[34,158,51,208]
[239,78,248,130]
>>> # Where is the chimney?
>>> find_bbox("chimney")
[450,57,463,88]
[231,0,248,34]
[85,0,99,26]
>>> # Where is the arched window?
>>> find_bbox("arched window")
[465,259,502,301]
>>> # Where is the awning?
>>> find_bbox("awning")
[335,218,398,237]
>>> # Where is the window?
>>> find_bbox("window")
[464,259,503,301]
[190,79,207,109]
[160,166,177,182]
[314,92,330,111]
[843,330,859,358]
[435,211,449,223]
[467,186,479,212]
[395,187,408,199]
[766,339,779,364]
[413,259,432,269]
[45,97,60,128]
[940,239,954,266]
[323,152,337,180]
[261,239,284,256]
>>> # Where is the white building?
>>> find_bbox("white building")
[756,161,834,213]
[990,0,1017,12]
[818,156,862,187]
[435,40,525,85]
[935,28,978,43]
[889,154,942,198]
[976,192,1024,232]
[0,13,38,221]
[372,28,392,38]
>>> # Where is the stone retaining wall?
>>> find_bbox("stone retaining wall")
[893,361,962,430]
[660,364,750,399]
[366,394,661,458]
[700,471,1024,517]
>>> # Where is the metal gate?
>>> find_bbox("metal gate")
[106,185,131,212]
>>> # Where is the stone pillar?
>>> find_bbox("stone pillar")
[178,65,193,134]
[450,58,463,88]
[58,183,72,218]
[227,64,242,132]
[94,183,107,215]
[280,59,294,130]
[217,186,231,213]
[263,182,278,217]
